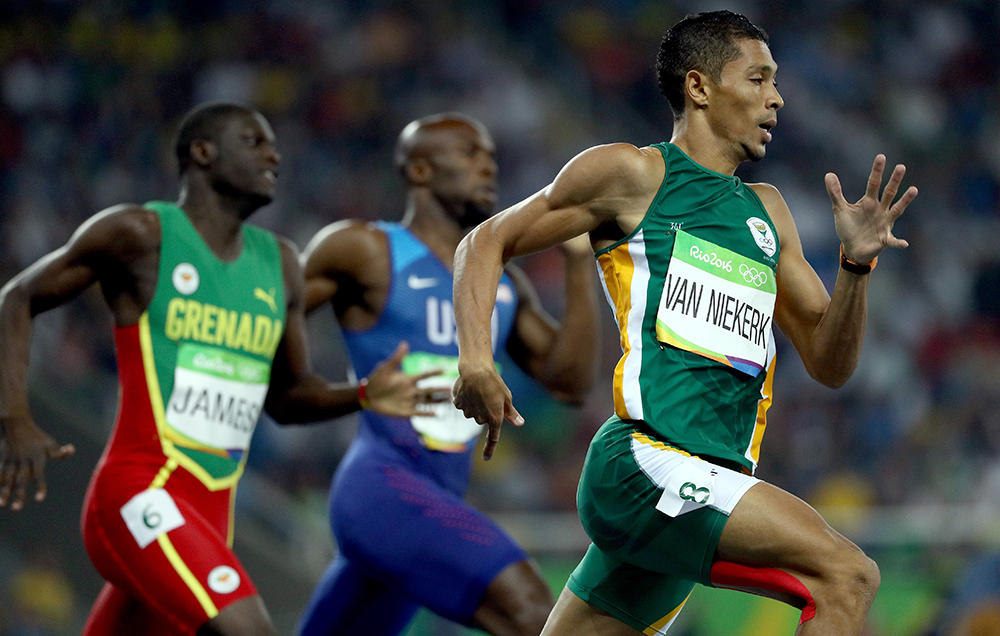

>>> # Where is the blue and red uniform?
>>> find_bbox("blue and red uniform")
[297,222,524,635]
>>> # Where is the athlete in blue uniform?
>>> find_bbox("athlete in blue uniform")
[295,113,600,635]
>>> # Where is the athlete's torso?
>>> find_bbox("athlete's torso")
[596,143,781,472]
[340,222,518,494]
[93,201,286,530]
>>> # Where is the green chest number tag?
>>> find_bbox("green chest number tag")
[655,231,777,376]
[164,344,270,459]
[402,352,501,452]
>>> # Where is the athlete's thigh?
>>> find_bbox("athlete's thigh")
[331,457,526,624]
[578,417,759,583]
[84,486,258,633]
[84,582,183,636]
[542,586,642,636]
[200,595,275,636]
[717,480,864,578]
[566,543,694,635]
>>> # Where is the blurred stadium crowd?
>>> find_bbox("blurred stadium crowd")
[1,1,998,634]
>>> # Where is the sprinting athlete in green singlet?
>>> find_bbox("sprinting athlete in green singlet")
[452,10,918,636]
[0,103,441,636]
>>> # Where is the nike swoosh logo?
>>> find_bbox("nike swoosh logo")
[407,275,438,290]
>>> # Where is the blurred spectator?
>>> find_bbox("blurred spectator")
[2,547,76,636]
[1,1,999,633]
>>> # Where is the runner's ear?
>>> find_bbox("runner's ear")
[404,158,432,185]
[189,139,217,168]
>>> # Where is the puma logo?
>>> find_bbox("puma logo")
[254,287,278,312]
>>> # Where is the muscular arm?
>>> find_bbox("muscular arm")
[759,186,864,387]
[757,155,917,387]
[503,238,600,404]
[0,205,157,508]
[454,143,658,457]
[265,237,360,422]
[301,220,387,326]
[266,236,437,423]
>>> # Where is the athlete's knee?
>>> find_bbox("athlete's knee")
[812,545,880,615]
[838,551,880,606]
[476,561,554,635]
[198,596,278,636]
[479,583,553,635]
[198,616,277,636]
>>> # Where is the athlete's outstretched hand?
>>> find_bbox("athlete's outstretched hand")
[364,341,447,418]
[826,154,918,264]
[453,366,524,461]
[0,415,75,510]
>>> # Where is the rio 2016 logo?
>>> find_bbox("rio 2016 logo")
[689,245,733,272]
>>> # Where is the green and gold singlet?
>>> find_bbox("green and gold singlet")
[595,143,781,472]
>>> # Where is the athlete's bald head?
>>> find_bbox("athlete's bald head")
[394,112,491,179]
[392,112,498,228]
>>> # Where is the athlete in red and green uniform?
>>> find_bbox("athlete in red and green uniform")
[82,199,287,633]
[0,103,439,635]
[453,11,919,636]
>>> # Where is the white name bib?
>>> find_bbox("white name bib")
[656,231,776,376]
[402,352,501,452]
[165,344,270,454]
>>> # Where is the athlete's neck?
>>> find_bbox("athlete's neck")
[401,192,469,269]
[176,183,247,262]
[669,118,742,176]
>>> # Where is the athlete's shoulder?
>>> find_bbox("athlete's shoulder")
[567,143,663,179]
[553,143,665,206]
[302,219,388,266]
[88,202,158,228]
[271,233,301,260]
[746,182,797,246]
[746,182,790,217]
[72,203,160,253]
[746,182,781,201]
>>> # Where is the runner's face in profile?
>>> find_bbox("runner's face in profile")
[211,112,281,207]
[424,122,498,227]
[708,38,783,162]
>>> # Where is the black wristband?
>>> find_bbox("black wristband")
[840,247,875,275]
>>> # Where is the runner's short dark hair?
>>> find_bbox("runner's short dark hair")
[656,10,769,119]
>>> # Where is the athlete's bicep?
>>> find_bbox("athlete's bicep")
[486,144,654,260]
[301,220,385,314]
[504,266,559,377]
[275,237,313,381]
[8,205,149,315]
[301,224,343,313]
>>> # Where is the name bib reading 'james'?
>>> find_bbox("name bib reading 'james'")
[655,231,776,376]
[402,352,501,452]
[165,343,270,462]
